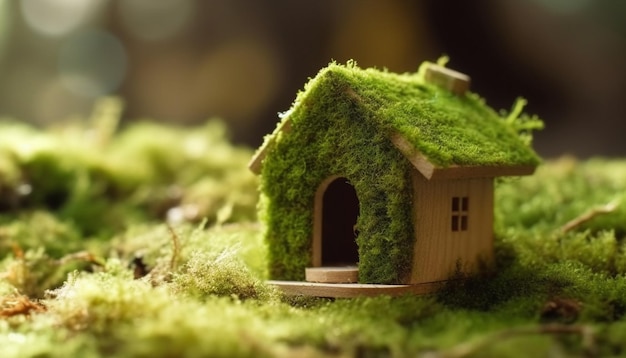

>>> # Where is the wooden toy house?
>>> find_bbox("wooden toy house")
[249,61,540,296]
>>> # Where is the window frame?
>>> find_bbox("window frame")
[451,196,469,232]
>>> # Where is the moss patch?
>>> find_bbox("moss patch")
[0,103,258,238]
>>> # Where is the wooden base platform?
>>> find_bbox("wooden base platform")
[268,280,445,298]
[305,266,358,283]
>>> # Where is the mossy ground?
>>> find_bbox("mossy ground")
[2,104,626,356]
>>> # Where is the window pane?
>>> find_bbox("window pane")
[452,197,459,211]
[462,197,469,211]
[461,215,468,231]
[451,215,459,231]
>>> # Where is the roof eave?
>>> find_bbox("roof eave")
[248,118,292,174]
[390,132,537,180]
[427,164,537,180]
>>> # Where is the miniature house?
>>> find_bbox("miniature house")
[249,61,540,294]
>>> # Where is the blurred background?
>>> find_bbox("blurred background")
[0,0,624,158]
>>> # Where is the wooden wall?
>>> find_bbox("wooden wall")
[408,170,494,284]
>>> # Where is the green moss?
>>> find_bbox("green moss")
[172,249,275,300]
[5,101,626,357]
[261,70,413,283]
[496,157,626,237]
[0,116,257,237]
[260,62,541,283]
[281,62,541,168]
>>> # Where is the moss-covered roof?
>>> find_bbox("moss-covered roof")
[251,61,541,177]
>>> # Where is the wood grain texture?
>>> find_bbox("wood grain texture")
[390,133,436,179]
[268,280,445,298]
[305,266,358,283]
[428,165,536,179]
[312,175,343,267]
[408,170,494,284]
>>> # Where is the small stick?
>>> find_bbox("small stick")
[56,251,105,267]
[10,243,24,259]
[166,224,180,272]
[0,295,46,317]
[560,200,619,234]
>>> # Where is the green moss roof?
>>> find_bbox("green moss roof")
[280,61,540,169]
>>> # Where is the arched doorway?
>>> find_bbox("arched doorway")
[319,177,360,266]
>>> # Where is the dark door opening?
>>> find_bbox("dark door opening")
[321,178,360,266]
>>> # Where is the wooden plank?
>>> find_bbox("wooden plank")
[268,280,445,298]
[312,175,343,267]
[429,165,536,179]
[390,132,436,179]
[247,118,292,174]
[409,172,494,284]
[305,267,358,283]
[391,132,536,180]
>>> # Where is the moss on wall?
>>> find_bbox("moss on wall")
[261,69,415,283]
[260,61,541,283]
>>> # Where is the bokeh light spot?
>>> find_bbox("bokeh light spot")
[20,0,103,37]
[58,30,127,98]
[119,0,194,42]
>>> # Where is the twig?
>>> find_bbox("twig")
[560,200,620,234]
[0,294,46,317]
[10,243,24,259]
[141,225,181,285]
[56,251,105,267]
[166,224,180,272]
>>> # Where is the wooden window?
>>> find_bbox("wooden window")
[451,197,469,232]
